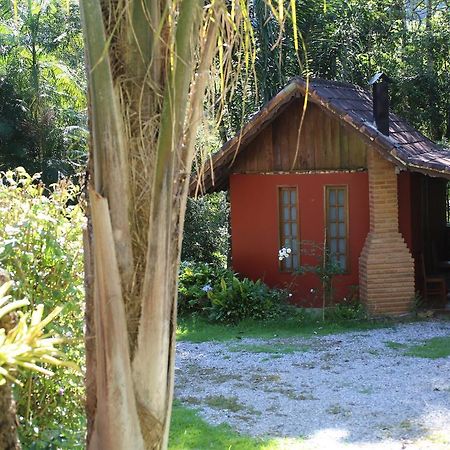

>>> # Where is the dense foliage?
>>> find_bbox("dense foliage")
[0,0,86,183]
[0,168,85,448]
[222,0,450,144]
[178,262,287,324]
[182,193,230,267]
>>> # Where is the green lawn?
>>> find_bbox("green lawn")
[386,336,450,359]
[406,336,450,359]
[169,402,304,449]
[177,315,394,343]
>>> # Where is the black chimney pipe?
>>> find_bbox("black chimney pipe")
[368,72,392,136]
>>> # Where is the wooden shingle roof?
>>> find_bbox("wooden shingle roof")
[193,77,450,194]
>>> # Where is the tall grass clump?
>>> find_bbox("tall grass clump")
[0,168,85,448]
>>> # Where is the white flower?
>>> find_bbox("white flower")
[202,284,212,292]
[278,247,292,260]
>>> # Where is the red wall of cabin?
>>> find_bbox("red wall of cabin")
[230,172,370,307]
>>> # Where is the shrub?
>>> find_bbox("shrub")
[207,275,286,324]
[0,168,85,447]
[178,262,286,324]
[324,299,367,322]
[178,262,227,315]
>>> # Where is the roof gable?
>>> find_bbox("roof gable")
[193,77,450,194]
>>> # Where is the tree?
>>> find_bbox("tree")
[222,1,450,143]
[79,1,295,448]
[0,0,86,182]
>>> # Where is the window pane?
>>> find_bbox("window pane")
[285,256,292,269]
[291,207,297,218]
[279,187,300,272]
[292,239,298,252]
[330,239,337,253]
[329,190,336,205]
[330,223,337,238]
[292,223,297,237]
[330,207,336,221]
[326,186,348,271]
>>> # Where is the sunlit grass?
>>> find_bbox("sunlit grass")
[406,336,450,359]
[169,402,305,449]
[385,336,450,359]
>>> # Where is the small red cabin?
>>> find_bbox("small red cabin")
[194,77,450,315]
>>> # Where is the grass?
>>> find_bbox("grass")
[169,402,304,449]
[177,315,393,343]
[386,336,450,359]
[406,336,450,359]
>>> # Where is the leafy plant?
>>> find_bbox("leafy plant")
[178,262,287,324]
[0,281,78,386]
[0,168,85,447]
[324,299,367,322]
[207,275,286,324]
[178,262,227,316]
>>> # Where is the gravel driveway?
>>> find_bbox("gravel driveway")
[175,320,450,449]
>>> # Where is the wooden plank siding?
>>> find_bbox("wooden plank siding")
[233,98,367,173]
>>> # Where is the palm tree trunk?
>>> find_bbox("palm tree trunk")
[80,0,291,447]
[80,0,216,447]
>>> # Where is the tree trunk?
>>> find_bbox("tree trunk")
[0,384,20,450]
[79,0,291,447]
[79,0,219,448]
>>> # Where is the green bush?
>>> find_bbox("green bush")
[207,275,286,324]
[0,168,85,448]
[324,299,367,322]
[178,262,227,316]
[182,193,229,267]
[178,262,286,324]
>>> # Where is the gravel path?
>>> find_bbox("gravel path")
[175,320,450,449]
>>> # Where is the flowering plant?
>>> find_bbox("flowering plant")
[278,247,291,261]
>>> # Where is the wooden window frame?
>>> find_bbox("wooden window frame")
[324,185,349,273]
[278,186,300,272]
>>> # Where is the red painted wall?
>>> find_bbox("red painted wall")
[230,172,370,307]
